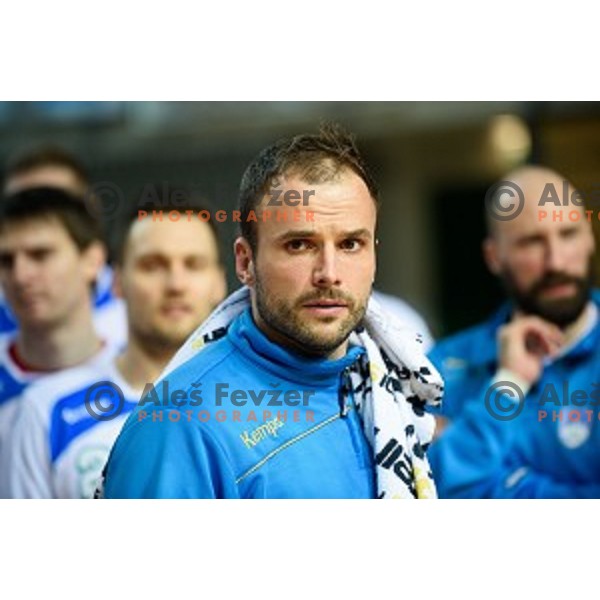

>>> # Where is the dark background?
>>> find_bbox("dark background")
[2,101,599,337]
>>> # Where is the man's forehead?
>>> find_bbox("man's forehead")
[132,245,213,259]
[492,168,586,238]
[274,225,373,238]
[259,171,375,214]
[126,217,218,257]
[268,168,365,193]
[271,169,338,186]
[4,166,83,196]
[0,217,69,246]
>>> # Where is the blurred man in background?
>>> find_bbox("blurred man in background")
[1,146,127,348]
[4,146,88,196]
[0,188,117,487]
[429,165,600,498]
[1,200,226,497]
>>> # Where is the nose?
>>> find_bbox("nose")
[544,237,568,272]
[11,254,36,287]
[165,263,188,294]
[312,244,341,288]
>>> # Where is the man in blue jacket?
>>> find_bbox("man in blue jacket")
[99,124,442,499]
[429,165,600,498]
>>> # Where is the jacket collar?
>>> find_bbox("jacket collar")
[228,308,364,387]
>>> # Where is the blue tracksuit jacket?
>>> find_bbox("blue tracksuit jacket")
[428,292,600,498]
[101,309,376,498]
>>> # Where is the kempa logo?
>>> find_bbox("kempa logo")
[240,417,285,449]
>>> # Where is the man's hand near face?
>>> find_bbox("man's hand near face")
[497,316,564,386]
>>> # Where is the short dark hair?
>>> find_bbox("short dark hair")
[3,145,89,193]
[0,187,104,251]
[114,185,223,266]
[238,123,379,251]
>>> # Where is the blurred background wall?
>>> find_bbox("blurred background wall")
[1,101,599,337]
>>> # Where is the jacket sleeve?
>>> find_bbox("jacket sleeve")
[429,386,600,498]
[489,464,600,498]
[102,412,240,499]
[428,387,521,498]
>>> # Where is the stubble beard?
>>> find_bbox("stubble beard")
[254,276,369,357]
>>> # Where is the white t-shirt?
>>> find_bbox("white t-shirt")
[0,348,124,498]
[0,335,41,464]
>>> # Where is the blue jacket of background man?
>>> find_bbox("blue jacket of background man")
[428,290,600,498]
[101,308,376,498]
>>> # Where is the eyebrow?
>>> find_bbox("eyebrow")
[135,251,212,261]
[275,228,373,242]
[0,244,54,255]
[0,246,54,267]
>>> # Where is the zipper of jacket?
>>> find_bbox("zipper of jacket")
[338,366,352,417]
[338,364,372,468]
